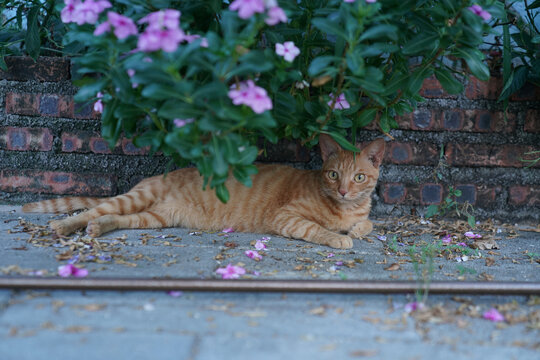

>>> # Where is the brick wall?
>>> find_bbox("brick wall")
[1,56,539,222]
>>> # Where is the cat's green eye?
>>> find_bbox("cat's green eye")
[354,174,366,183]
[328,171,338,180]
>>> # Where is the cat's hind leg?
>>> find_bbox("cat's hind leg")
[50,190,156,236]
[86,211,169,237]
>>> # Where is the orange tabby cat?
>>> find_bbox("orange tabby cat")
[23,135,385,249]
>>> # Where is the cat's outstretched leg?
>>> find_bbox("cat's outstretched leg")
[50,190,156,236]
[274,213,353,249]
[86,211,169,237]
[349,220,373,239]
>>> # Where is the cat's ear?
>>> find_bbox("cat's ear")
[319,134,342,161]
[362,138,386,168]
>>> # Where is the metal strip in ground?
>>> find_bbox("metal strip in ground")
[1,277,539,294]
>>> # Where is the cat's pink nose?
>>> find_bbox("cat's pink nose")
[339,188,348,196]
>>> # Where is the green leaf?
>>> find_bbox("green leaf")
[308,56,338,77]
[402,33,439,55]
[320,131,359,153]
[215,184,230,203]
[158,99,202,119]
[312,18,348,41]
[454,48,489,81]
[498,66,529,101]
[25,6,40,59]
[434,68,464,94]
[425,204,439,218]
[74,78,109,102]
[0,56,7,71]
[355,108,377,128]
[468,215,476,229]
[358,24,398,42]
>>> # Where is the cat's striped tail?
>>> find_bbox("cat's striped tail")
[22,197,108,213]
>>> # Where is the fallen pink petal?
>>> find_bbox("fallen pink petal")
[58,264,89,278]
[483,308,505,322]
[464,231,482,239]
[442,234,452,243]
[245,250,263,261]
[222,227,235,233]
[404,301,425,313]
[254,240,267,251]
[216,264,246,279]
[167,290,183,297]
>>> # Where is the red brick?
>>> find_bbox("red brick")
[419,75,457,99]
[454,184,477,205]
[5,93,40,116]
[385,142,439,165]
[508,186,540,206]
[465,76,503,100]
[445,143,540,168]
[442,110,464,131]
[411,109,436,130]
[0,127,53,151]
[420,183,443,205]
[524,110,540,133]
[476,185,501,208]
[462,110,516,133]
[61,132,116,154]
[381,183,407,204]
[0,169,116,196]
[509,82,540,101]
[122,139,150,156]
[0,56,71,82]
[39,94,74,118]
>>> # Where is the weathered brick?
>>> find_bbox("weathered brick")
[455,184,477,205]
[420,184,443,205]
[508,186,540,206]
[524,110,540,133]
[74,101,99,119]
[5,93,40,116]
[465,76,502,100]
[442,110,464,131]
[61,131,116,154]
[386,142,439,165]
[445,143,540,168]
[476,185,501,208]
[381,183,407,204]
[0,169,116,196]
[509,82,540,101]
[258,139,310,162]
[462,110,516,133]
[122,139,150,156]
[419,75,457,99]
[411,109,435,130]
[0,127,53,151]
[0,56,70,82]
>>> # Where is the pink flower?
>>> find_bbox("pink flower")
[245,250,263,261]
[483,308,504,322]
[61,0,81,23]
[442,234,452,243]
[404,301,425,313]
[265,6,287,25]
[167,290,183,297]
[216,264,246,279]
[254,240,267,251]
[261,236,271,242]
[327,93,350,110]
[71,0,111,25]
[174,118,195,127]
[137,9,185,53]
[139,9,181,30]
[94,12,137,40]
[58,264,89,278]
[464,231,482,239]
[275,41,300,62]
[222,227,235,233]
[327,253,335,258]
[229,0,266,19]
[183,34,209,48]
[93,92,104,113]
[468,5,491,21]
[228,80,273,114]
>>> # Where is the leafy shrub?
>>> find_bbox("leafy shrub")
[17,0,505,201]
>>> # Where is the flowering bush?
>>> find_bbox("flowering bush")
[60,0,503,202]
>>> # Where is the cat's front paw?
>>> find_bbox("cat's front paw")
[86,220,103,238]
[349,220,373,239]
[50,220,72,236]
[327,234,353,249]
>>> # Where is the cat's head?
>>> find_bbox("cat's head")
[319,134,385,203]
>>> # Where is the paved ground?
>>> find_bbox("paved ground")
[0,205,539,359]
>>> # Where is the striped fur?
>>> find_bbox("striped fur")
[22,135,385,249]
